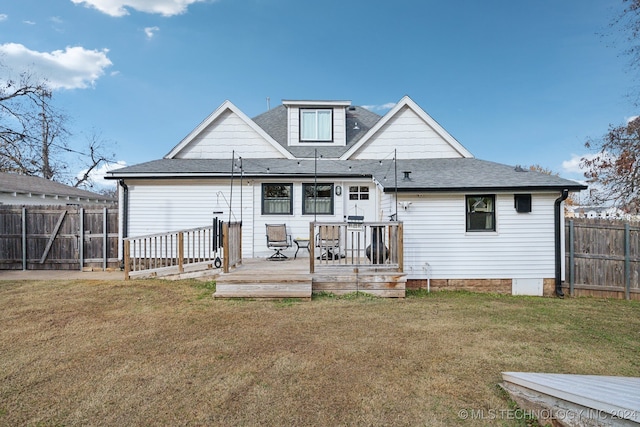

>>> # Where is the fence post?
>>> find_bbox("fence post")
[79,207,84,271]
[103,207,108,271]
[21,207,27,271]
[625,223,631,300]
[124,239,130,280]
[178,232,184,273]
[569,219,574,297]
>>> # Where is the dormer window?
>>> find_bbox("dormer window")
[300,109,332,142]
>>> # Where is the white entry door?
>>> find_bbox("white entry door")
[346,184,375,222]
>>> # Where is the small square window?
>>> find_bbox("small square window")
[349,186,369,200]
[466,195,495,231]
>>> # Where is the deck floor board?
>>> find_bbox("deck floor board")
[502,372,640,425]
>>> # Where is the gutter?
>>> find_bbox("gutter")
[554,189,569,298]
[118,180,129,270]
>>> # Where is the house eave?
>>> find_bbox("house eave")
[384,185,588,193]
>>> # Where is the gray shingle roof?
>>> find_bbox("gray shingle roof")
[106,158,586,192]
[0,172,116,201]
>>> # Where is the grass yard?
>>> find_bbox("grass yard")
[0,279,638,426]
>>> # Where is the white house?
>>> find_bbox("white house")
[106,96,586,296]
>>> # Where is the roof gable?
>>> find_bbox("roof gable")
[165,100,294,160]
[340,96,473,160]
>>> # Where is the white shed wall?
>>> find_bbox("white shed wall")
[352,106,464,160]
[175,110,286,159]
[393,192,561,281]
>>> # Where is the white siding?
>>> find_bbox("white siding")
[175,110,286,159]
[125,179,254,259]
[352,106,464,160]
[394,192,559,281]
[252,179,347,258]
[287,106,347,147]
[123,178,371,259]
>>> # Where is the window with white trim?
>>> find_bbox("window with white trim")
[300,109,332,141]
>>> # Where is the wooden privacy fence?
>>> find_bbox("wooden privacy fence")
[123,220,242,279]
[565,218,640,300]
[0,205,119,271]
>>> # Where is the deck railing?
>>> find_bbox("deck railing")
[123,221,242,279]
[309,221,403,273]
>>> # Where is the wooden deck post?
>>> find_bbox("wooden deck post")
[178,232,184,273]
[309,222,315,274]
[398,222,404,273]
[223,222,230,273]
[124,239,130,280]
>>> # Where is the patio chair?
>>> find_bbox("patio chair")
[265,224,292,261]
[316,225,341,260]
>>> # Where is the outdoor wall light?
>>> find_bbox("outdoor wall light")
[335,185,342,196]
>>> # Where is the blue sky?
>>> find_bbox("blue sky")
[0,0,636,189]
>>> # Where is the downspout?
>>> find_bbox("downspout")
[118,179,129,270]
[554,189,569,298]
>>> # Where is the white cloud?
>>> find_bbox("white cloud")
[70,0,210,17]
[562,152,616,176]
[626,115,639,123]
[23,20,36,25]
[0,14,8,21]
[362,102,396,112]
[0,43,113,90]
[144,26,159,39]
[77,160,127,189]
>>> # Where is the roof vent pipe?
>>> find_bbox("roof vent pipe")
[554,189,569,298]
[403,171,412,181]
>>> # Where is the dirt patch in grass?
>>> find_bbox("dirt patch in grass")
[0,280,638,426]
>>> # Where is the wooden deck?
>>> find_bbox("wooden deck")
[214,258,312,299]
[213,257,406,299]
[501,372,640,426]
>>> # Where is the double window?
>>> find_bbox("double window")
[300,109,332,141]
[262,183,334,215]
[466,195,495,231]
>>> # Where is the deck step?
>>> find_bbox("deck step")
[214,282,312,299]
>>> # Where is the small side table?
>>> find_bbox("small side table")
[293,238,310,259]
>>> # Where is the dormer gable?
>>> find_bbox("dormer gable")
[282,100,351,147]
